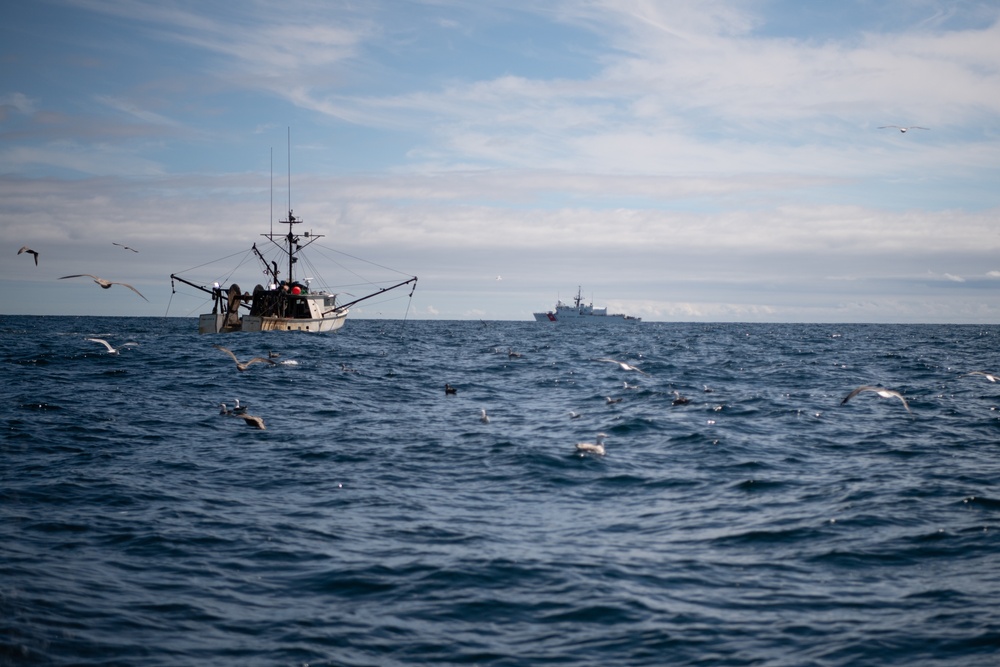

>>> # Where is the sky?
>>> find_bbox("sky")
[2,0,1000,323]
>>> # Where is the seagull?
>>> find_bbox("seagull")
[596,358,649,375]
[507,348,522,358]
[445,383,457,395]
[569,411,582,419]
[962,371,1000,383]
[232,399,248,415]
[17,246,39,266]
[212,344,277,371]
[575,433,607,456]
[85,337,138,355]
[671,391,690,406]
[219,402,232,415]
[606,396,622,404]
[878,125,929,133]
[480,409,490,424]
[59,274,148,301]
[841,385,911,413]
[112,242,139,252]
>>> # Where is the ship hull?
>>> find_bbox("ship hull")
[532,311,639,323]
[199,310,348,334]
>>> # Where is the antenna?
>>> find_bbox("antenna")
[269,147,273,237]
[287,126,291,216]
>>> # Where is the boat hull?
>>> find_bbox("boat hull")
[199,309,348,334]
[532,311,639,323]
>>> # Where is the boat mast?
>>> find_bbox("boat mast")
[286,128,292,284]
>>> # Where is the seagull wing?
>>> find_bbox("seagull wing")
[59,274,100,281]
[85,337,115,352]
[841,385,877,405]
[887,391,911,413]
[18,246,39,265]
[240,414,266,429]
[112,281,148,301]
[213,345,239,365]
[246,357,277,367]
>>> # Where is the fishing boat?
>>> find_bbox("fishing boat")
[533,286,640,324]
[170,208,417,334]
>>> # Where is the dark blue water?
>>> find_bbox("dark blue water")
[3,316,1000,666]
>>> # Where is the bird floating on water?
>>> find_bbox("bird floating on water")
[212,345,277,372]
[841,385,911,413]
[85,337,138,355]
[480,409,490,424]
[672,391,691,406]
[112,242,139,252]
[576,433,607,456]
[596,358,649,375]
[445,383,457,395]
[606,396,622,404]
[59,274,148,301]
[17,246,39,266]
[878,125,929,133]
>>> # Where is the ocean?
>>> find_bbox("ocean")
[2,316,999,666]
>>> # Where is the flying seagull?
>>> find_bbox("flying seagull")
[17,246,39,266]
[575,433,607,456]
[878,125,929,133]
[841,385,911,413]
[212,344,277,372]
[595,358,649,375]
[85,337,138,355]
[961,371,1000,383]
[112,242,139,252]
[59,274,148,301]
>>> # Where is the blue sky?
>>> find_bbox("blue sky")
[3,0,1000,322]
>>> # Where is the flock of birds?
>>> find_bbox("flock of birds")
[443,350,994,457]
[79,337,284,431]
[72,316,994,444]
[16,243,148,301]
